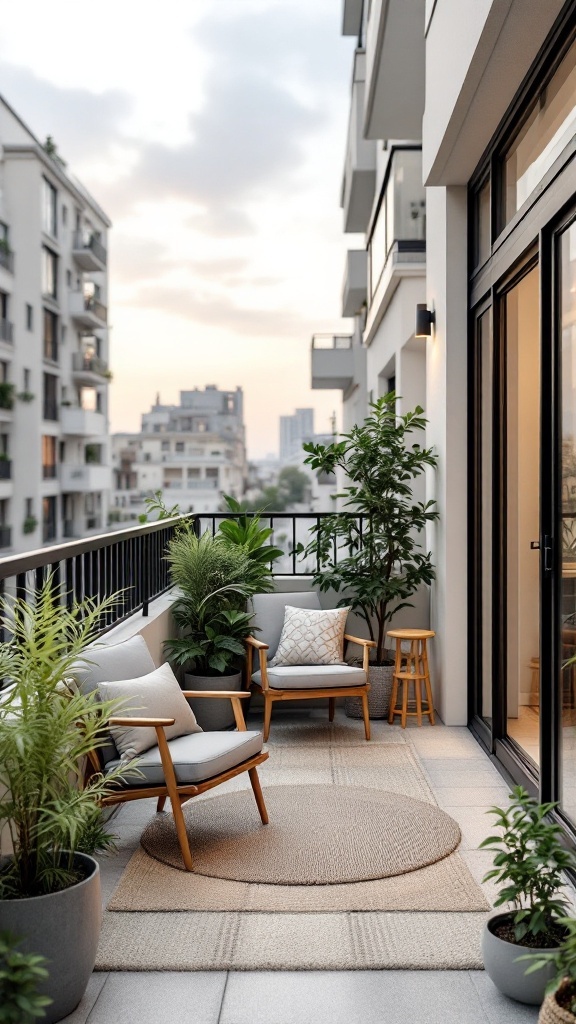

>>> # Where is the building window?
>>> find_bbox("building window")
[187,467,200,478]
[0,362,8,384]
[42,179,57,238]
[62,205,67,227]
[42,435,57,479]
[25,498,33,519]
[43,309,58,362]
[175,441,185,452]
[41,248,58,300]
[42,495,57,543]
[42,373,59,421]
[26,304,33,331]
[23,368,31,391]
[206,467,219,478]
[66,269,72,287]
[161,440,170,451]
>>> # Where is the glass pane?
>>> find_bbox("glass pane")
[505,266,541,766]
[560,221,576,826]
[504,38,576,224]
[479,309,493,723]
[475,179,491,268]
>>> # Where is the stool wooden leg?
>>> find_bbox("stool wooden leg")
[415,672,423,728]
[388,675,398,724]
[422,640,435,725]
[401,678,408,728]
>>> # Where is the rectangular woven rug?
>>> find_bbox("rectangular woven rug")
[97,722,490,970]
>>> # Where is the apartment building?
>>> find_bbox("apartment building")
[0,97,111,550]
[316,0,576,829]
[279,408,315,461]
[111,387,247,520]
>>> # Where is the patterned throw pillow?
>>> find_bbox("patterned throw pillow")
[269,605,350,667]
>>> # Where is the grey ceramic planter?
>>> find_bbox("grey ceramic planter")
[482,912,559,1005]
[185,670,243,730]
[0,852,101,1023]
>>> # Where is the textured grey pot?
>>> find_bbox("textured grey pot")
[0,852,101,1023]
[482,912,559,1005]
[185,670,243,730]
[345,663,394,720]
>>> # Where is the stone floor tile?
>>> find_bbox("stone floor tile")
[59,973,109,1024]
[220,970,494,1024]
[422,768,505,789]
[442,806,499,850]
[434,785,511,808]
[469,971,540,1023]
[82,972,226,1024]
[408,728,489,759]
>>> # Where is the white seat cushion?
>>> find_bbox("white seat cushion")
[252,664,366,690]
[106,730,263,786]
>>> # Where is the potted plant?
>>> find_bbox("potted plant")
[524,917,576,1022]
[0,580,127,1023]
[302,394,438,717]
[479,786,573,1005]
[0,932,52,1023]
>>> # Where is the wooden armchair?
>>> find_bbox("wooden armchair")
[245,591,375,741]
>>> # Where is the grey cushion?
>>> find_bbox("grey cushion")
[252,664,367,690]
[251,591,321,660]
[70,635,156,766]
[106,730,263,787]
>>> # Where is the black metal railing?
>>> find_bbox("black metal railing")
[0,248,14,273]
[72,232,107,267]
[0,460,11,479]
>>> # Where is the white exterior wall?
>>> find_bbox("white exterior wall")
[0,97,111,550]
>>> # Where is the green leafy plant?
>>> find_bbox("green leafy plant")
[22,516,38,535]
[0,932,52,1023]
[0,238,11,256]
[524,916,576,1014]
[0,382,15,411]
[217,494,284,593]
[302,394,438,664]
[164,528,255,676]
[84,444,100,464]
[0,579,128,899]
[16,392,35,403]
[140,489,185,523]
[480,786,574,946]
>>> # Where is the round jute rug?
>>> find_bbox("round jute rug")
[140,785,462,884]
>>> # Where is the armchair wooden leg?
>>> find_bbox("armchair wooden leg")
[361,693,371,741]
[328,697,335,722]
[263,696,273,742]
[157,794,167,812]
[154,726,194,872]
[248,766,269,824]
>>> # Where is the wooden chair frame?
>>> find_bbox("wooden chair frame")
[245,633,375,741]
[88,691,269,872]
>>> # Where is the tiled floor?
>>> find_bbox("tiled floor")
[62,709,543,1024]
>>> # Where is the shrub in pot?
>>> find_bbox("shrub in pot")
[0,580,127,1023]
[164,499,283,729]
[528,917,576,1022]
[480,785,574,1005]
[0,931,52,1023]
[302,394,438,718]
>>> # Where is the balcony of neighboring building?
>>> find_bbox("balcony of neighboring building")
[72,231,107,272]
[311,334,354,391]
[341,50,377,233]
[69,289,107,329]
[342,250,368,317]
[0,524,11,549]
[364,147,426,344]
[364,0,425,140]
[0,241,14,276]
[342,0,364,38]
[60,405,107,437]
[60,462,111,493]
[71,350,110,385]
[0,319,14,348]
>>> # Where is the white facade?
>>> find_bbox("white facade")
[279,408,315,461]
[0,96,111,550]
[111,387,247,520]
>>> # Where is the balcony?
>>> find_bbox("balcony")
[63,516,104,538]
[69,291,107,329]
[72,231,107,272]
[364,0,425,140]
[342,249,368,317]
[0,524,11,548]
[341,50,376,233]
[0,459,11,480]
[342,0,364,37]
[311,334,354,391]
[60,406,106,437]
[0,245,14,274]
[71,351,110,384]
[0,320,13,345]
[61,463,111,492]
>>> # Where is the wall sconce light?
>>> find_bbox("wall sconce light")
[415,304,435,338]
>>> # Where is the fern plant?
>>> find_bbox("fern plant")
[0,580,129,899]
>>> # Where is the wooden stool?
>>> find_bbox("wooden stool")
[387,628,435,728]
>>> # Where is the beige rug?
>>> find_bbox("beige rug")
[139,785,462,882]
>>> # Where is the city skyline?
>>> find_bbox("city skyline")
[0,1,358,458]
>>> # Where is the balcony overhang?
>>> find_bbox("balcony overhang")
[69,292,107,329]
[71,352,109,385]
[60,463,111,492]
[61,407,106,437]
[364,0,425,141]
[342,0,364,38]
[311,335,354,391]
[342,250,368,317]
[342,50,377,234]
[72,233,107,272]
[364,241,426,346]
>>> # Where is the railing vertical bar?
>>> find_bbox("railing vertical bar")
[292,517,296,575]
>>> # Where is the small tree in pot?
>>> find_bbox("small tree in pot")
[302,394,438,717]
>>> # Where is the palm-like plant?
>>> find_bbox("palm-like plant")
[0,581,128,900]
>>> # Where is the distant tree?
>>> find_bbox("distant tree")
[277,466,310,506]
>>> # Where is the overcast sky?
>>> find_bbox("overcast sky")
[0,0,359,458]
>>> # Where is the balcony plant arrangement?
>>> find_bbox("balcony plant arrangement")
[164,495,283,729]
[0,580,127,1023]
[302,393,438,718]
[525,917,576,1022]
[479,786,574,1005]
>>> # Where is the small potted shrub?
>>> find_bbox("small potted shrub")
[480,786,573,1005]
[302,394,438,718]
[528,917,576,1022]
[0,932,52,1023]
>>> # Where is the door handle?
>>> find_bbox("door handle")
[543,535,554,574]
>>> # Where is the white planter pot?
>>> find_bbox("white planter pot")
[0,852,101,1023]
[482,911,560,1005]
[185,670,243,730]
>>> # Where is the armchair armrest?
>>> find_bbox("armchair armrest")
[245,635,269,650]
[181,690,249,732]
[344,634,376,647]
[245,635,270,693]
[109,716,176,727]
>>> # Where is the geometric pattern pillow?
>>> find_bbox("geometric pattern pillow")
[269,605,350,667]
[98,662,202,762]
